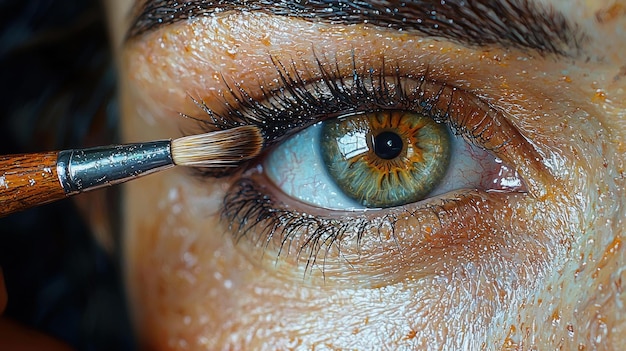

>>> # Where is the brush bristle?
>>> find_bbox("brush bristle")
[171,126,263,167]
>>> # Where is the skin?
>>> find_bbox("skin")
[105,0,626,349]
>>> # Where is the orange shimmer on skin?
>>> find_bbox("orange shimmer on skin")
[595,3,626,24]
[113,4,626,351]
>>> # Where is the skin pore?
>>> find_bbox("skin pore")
[105,0,625,349]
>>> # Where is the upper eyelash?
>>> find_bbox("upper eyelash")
[182,55,507,180]
[185,55,462,148]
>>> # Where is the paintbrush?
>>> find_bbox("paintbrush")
[0,126,263,218]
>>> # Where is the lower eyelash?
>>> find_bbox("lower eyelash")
[185,54,504,151]
[223,178,366,270]
[222,177,467,274]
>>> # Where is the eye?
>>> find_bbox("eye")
[203,56,548,282]
[265,109,525,210]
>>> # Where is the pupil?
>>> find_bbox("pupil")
[373,131,403,160]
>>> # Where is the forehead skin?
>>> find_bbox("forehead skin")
[105,0,626,350]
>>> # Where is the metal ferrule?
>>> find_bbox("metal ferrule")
[56,140,174,195]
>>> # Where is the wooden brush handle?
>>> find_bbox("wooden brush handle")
[0,152,66,217]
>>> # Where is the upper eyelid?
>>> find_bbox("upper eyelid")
[181,55,552,198]
[183,56,494,144]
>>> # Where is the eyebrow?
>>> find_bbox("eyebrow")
[127,0,583,56]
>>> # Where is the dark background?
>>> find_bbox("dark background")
[0,0,135,349]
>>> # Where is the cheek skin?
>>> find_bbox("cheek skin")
[118,14,626,351]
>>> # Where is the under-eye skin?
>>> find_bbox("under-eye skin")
[185,55,543,279]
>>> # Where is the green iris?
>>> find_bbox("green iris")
[320,111,451,208]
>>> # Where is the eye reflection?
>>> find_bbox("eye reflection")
[372,131,403,160]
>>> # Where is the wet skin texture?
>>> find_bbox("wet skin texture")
[104,0,626,349]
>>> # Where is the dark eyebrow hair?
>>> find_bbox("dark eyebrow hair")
[127,0,584,56]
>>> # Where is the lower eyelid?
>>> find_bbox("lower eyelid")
[221,175,531,286]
